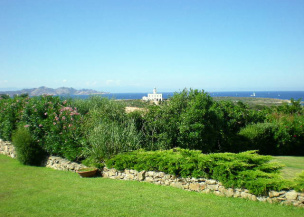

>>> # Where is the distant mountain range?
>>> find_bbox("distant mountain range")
[0,86,108,97]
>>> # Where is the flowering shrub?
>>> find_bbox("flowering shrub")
[20,96,83,161]
[0,95,84,161]
[44,104,83,161]
[0,96,28,140]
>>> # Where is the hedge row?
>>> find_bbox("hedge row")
[106,148,294,195]
[0,91,303,167]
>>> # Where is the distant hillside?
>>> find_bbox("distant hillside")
[0,86,107,97]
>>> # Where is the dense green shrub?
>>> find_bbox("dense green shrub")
[141,89,222,151]
[141,105,170,150]
[138,89,302,155]
[266,113,304,155]
[12,124,46,166]
[141,89,268,153]
[0,94,10,99]
[238,109,304,156]
[106,148,289,195]
[72,96,125,121]
[120,99,150,108]
[1,89,303,166]
[126,110,145,132]
[293,171,304,192]
[79,96,144,165]
[276,98,303,115]
[238,123,278,155]
[82,120,141,161]
[177,90,222,151]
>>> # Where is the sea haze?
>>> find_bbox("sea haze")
[72,91,304,101]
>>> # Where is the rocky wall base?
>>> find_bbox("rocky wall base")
[103,167,304,208]
[0,139,17,158]
[45,156,87,172]
[0,139,86,172]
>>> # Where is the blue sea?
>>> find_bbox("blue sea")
[74,91,304,101]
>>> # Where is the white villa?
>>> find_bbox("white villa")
[142,88,163,101]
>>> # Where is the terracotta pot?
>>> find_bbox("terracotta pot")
[77,169,98,178]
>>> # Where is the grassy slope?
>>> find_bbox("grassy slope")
[0,155,303,217]
[272,156,304,180]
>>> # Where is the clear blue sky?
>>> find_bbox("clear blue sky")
[0,0,303,93]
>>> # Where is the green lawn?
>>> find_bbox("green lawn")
[0,155,303,217]
[272,156,304,180]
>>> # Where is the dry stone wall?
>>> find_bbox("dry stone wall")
[1,139,303,207]
[0,139,86,173]
[103,167,304,208]
[0,139,17,158]
[45,156,87,172]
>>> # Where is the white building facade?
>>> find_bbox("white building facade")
[142,88,163,101]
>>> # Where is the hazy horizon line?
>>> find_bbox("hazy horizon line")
[1,86,304,93]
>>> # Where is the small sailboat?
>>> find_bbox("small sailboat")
[250,92,256,97]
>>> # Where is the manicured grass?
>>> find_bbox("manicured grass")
[272,156,304,180]
[0,155,303,217]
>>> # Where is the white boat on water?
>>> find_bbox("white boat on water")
[250,92,256,97]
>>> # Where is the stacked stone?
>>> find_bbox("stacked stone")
[0,139,17,158]
[0,140,86,173]
[102,167,304,208]
[45,156,87,172]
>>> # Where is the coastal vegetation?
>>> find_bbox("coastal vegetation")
[0,89,303,195]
